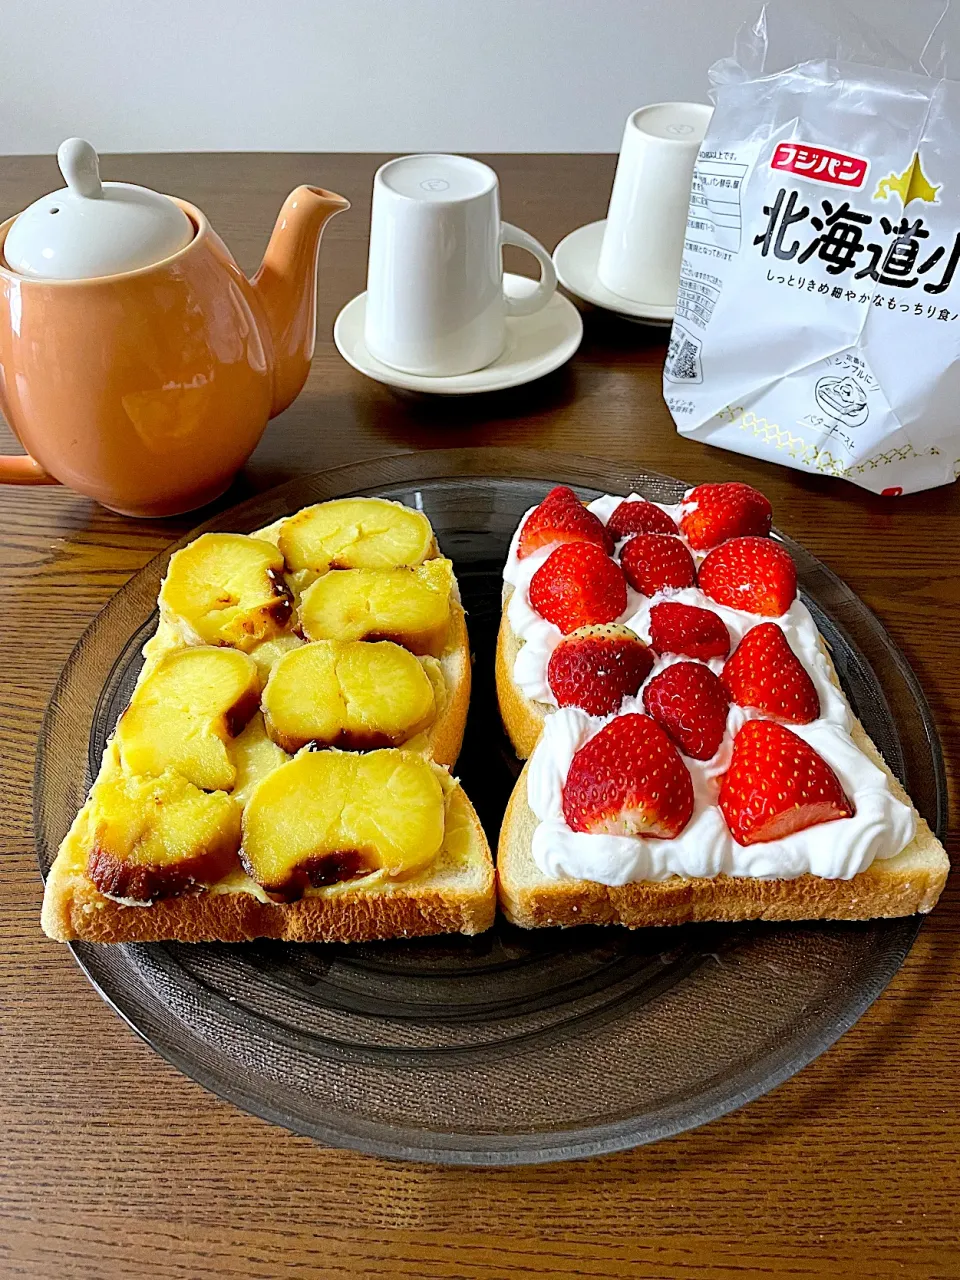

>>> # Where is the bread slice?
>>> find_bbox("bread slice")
[43,769,494,944]
[497,576,948,926]
[498,714,948,928]
[41,501,491,945]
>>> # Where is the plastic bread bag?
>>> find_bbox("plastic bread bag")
[663,0,960,494]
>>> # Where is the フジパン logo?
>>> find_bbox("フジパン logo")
[771,143,868,190]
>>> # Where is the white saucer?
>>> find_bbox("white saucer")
[333,274,583,395]
[553,220,675,325]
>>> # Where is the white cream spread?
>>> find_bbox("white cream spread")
[504,493,916,885]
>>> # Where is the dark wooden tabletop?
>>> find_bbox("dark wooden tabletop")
[2,153,958,1280]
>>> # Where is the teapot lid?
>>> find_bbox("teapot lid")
[4,139,194,280]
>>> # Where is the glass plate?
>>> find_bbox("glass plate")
[34,448,947,1165]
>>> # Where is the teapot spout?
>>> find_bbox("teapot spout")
[250,185,350,418]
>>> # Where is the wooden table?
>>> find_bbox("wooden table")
[2,153,957,1280]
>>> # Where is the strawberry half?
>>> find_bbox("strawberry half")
[606,499,679,539]
[518,486,614,559]
[722,622,819,724]
[547,623,654,717]
[680,482,772,551]
[648,601,731,661]
[562,713,694,839]
[529,543,627,634]
[698,536,797,616]
[620,533,697,596]
[642,661,730,760]
[719,720,853,846]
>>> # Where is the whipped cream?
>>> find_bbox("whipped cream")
[504,493,916,884]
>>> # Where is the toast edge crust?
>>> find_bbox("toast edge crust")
[42,869,496,944]
[495,599,546,761]
[429,602,471,768]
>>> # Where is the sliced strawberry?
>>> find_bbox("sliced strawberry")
[698,536,797,616]
[547,623,654,717]
[719,720,853,846]
[518,486,614,559]
[642,661,730,760]
[562,713,694,839]
[606,499,679,539]
[620,533,697,596]
[529,543,627,634]
[648,601,731,662]
[722,622,819,724]
[680,482,772,551]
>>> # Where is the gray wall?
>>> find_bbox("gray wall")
[3,0,764,153]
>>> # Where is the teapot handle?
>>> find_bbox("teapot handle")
[0,453,59,484]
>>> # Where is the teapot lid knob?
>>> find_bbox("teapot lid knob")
[58,138,103,200]
[3,136,194,280]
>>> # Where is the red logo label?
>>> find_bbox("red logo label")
[771,143,868,189]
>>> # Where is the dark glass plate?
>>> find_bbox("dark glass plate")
[34,448,947,1165]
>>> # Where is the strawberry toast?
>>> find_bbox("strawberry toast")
[496,483,949,927]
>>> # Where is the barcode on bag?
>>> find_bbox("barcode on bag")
[665,327,703,383]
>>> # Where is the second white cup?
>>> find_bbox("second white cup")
[597,102,713,307]
[364,154,558,377]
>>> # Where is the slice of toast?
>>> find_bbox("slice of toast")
[42,763,494,944]
[498,727,947,928]
[496,499,949,928]
[41,499,492,944]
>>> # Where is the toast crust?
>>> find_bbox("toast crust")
[41,876,495,945]
[425,602,471,768]
[495,594,547,761]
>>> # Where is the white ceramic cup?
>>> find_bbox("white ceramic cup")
[597,102,713,306]
[364,154,558,376]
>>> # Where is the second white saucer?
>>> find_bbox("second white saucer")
[334,274,583,395]
[553,220,675,325]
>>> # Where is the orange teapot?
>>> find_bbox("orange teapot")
[0,139,349,516]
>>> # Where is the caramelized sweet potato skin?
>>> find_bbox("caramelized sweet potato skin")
[239,847,376,903]
[266,726,399,755]
[115,647,261,793]
[223,685,263,739]
[264,570,294,628]
[87,841,238,902]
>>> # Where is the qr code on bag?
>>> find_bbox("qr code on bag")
[665,326,703,384]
